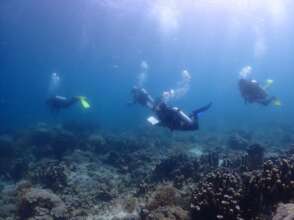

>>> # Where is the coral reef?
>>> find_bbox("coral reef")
[242,156,294,216]
[18,187,67,220]
[0,123,294,219]
[0,134,29,181]
[141,185,189,220]
[152,154,199,187]
[222,144,265,172]
[87,133,107,153]
[227,133,249,150]
[141,206,189,220]
[222,152,248,171]
[0,184,18,219]
[199,151,220,169]
[246,144,264,170]
[28,159,69,191]
[272,203,294,220]
[190,169,243,220]
[190,155,294,219]
[25,124,78,159]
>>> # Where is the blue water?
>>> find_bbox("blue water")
[1,0,294,132]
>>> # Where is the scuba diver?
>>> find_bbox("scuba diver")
[129,86,155,109]
[46,72,91,113]
[129,87,212,131]
[46,96,90,112]
[238,78,280,106]
[149,101,212,131]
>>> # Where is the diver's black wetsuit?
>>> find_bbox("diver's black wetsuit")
[239,79,275,106]
[130,87,155,109]
[154,101,212,131]
[130,87,211,131]
[46,96,79,112]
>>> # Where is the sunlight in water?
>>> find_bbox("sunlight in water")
[92,0,288,30]
[147,0,288,59]
[149,0,288,30]
[89,0,289,60]
[150,0,180,34]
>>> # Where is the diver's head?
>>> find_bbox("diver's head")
[155,100,168,112]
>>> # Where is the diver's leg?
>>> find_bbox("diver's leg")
[260,97,275,106]
[192,102,212,116]
[66,97,79,108]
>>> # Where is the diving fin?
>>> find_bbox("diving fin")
[263,79,274,90]
[77,96,91,109]
[147,116,159,126]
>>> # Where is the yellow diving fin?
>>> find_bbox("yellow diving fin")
[263,79,274,90]
[272,98,282,107]
[76,96,91,109]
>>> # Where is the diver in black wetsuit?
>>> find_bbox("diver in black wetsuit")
[153,101,212,131]
[129,86,155,109]
[46,96,90,112]
[238,79,276,106]
[129,86,212,131]
[46,96,79,112]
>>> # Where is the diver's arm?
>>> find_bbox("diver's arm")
[259,97,275,106]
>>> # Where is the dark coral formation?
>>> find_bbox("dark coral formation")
[222,153,248,171]
[199,151,220,169]
[190,169,243,220]
[242,156,294,217]
[246,144,264,170]
[221,143,264,172]
[190,156,294,220]
[152,154,199,186]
